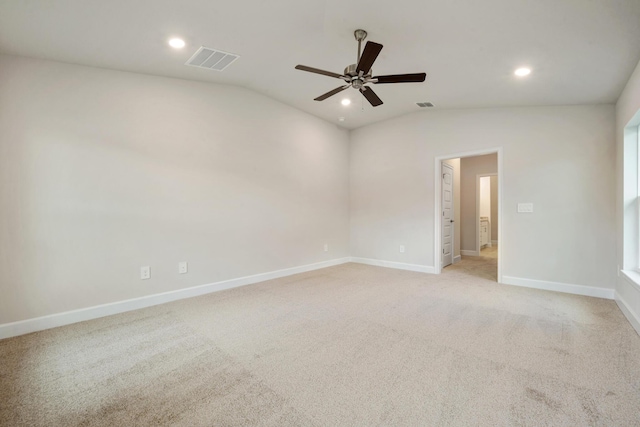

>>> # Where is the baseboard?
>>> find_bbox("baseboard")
[460,250,479,257]
[615,293,640,336]
[502,276,615,300]
[617,271,640,336]
[0,257,351,340]
[349,257,435,274]
[491,240,498,245]
[453,255,462,264]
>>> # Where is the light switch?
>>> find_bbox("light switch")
[399,245,405,253]
[517,203,533,213]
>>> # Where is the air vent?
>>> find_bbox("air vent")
[416,102,435,108]
[185,46,239,71]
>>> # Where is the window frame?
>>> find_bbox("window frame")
[637,124,640,273]
[622,111,640,278]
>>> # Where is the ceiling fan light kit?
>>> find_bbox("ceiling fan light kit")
[295,29,427,107]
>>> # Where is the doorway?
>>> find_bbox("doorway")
[434,148,502,282]
[477,173,498,255]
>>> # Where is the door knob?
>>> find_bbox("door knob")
[450,220,454,223]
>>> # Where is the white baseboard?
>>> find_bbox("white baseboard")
[349,257,435,274]
[617,271,640,336]
[502,276,615,300]
[461,250,479,257]
[453,255,462,264]
[615,293,640,336]
[0,257,351,340]
[2,258,620,340]
[491,240,498,245]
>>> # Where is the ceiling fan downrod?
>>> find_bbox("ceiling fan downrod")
[354,29,367,64]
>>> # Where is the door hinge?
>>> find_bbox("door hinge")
[442,249,444,253]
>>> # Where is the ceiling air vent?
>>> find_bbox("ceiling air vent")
[416,102,435,108]
[185,46,239,71]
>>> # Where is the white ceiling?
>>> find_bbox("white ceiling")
[1,0,639,129]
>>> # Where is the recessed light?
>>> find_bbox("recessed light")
[514,67,531,77]
[341,99,351,106]
[338,117,345,122]
[169,38,186,49]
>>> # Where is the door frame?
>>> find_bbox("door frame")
[434,147,503,282]
[476,173,497,254]
[441,162,455,268]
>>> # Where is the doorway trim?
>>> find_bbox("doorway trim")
[434,147,503,282]
[441,162,455,268]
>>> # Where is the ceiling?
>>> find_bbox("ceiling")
[1,0,639,129]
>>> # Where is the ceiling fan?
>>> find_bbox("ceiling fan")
[295,29,426,107]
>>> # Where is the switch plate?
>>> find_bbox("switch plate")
[140,266,150,280]
[517,203,533,213]
[324,244,328,252]
[178,262,188,274]
[399,245,405,253]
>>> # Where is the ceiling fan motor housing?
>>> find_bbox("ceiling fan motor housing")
[344,63,372,89]
[344,63,371,77]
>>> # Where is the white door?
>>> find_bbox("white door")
[442,163,454,267]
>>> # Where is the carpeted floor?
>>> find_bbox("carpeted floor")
[1,261,639,426]
[480,244,498,259]
[445,244,498,281]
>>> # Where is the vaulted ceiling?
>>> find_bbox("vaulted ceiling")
[1,0,639,129]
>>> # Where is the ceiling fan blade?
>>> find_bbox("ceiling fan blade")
[374,73,427,84]
[356,41,383,74]
[295,65,344,79]
[314,85,350,101]
[360,86,383,107]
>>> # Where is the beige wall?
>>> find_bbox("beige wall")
[0,54,350,324]
[460,155,497,252]
[350,104,615,290]
[0,52,625,327]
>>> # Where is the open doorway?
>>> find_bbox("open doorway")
[477,173,498,256]
[434,148,502,282]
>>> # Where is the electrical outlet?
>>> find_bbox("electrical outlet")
[517,203,533,213]
[399,245,405,253]
[324,244,328,252]
[140,266,150,280]
[179,261,188,274]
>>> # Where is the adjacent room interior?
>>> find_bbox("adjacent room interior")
[440,153,499,282]
[1,0,640,425]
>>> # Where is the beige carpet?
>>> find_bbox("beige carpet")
[480,244,499,260]
[1,262,639,426]
[445,244,498,281]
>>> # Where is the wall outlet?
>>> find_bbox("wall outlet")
[517,203,534,213]
[399,245,405,253]
[324,244,328,252]
[179,261,188,274]
[140,266,150,280]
